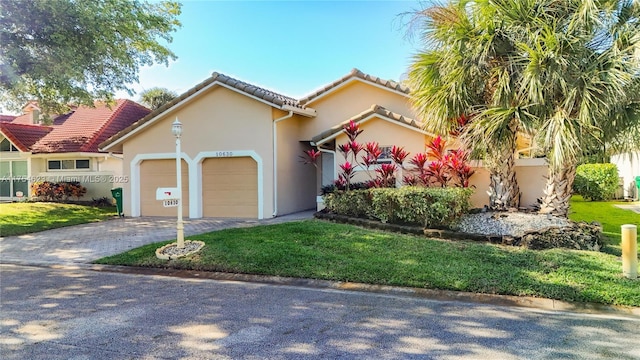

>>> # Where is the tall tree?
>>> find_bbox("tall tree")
[139,87,177,110]
[408,1,536,211]
[409,0,640,217]
[522,0,640,216]
[0,0,181,116]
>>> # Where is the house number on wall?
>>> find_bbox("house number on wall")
[213,151,234,157]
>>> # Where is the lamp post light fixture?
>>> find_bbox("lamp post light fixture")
[172,118,185,249]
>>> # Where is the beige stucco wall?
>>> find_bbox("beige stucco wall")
[300,80,416,141]
[121,85,275,218]
[24,154,123,200]
[469,158,548,209]
[274,111,317,215]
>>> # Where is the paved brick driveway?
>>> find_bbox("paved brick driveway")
[0,211,314,266]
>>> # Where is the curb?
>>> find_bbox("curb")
[3,260,639,319]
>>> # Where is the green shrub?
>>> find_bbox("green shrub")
[323,190,371,218]
[324,187,473,228]
[573,163,619,201]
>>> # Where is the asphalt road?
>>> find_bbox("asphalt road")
[1,264,639,360]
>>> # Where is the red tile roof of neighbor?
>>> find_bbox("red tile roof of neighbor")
[0,115,16,122]
[0,122,53,152]
[0,100,150,153]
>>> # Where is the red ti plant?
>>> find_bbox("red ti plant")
[360,141,382,173]
[390,145,409,165]
[348,140,363,158]
[300,149,322,168]
[404,136,475,188]
[449,114,470,137]
[338,161,356,190]
[408,152,429,186]
[343,120,363,141]
[402,174,418,186]
[301,119,411,191]
[338,143,351,158]
[426,160,450,187]
[446,149,475,187]
[426,135,446,160]
[375,163,398,188]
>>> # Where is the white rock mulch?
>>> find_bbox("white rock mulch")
[453,212,572,238]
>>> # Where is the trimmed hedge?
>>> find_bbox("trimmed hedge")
[323,186,473,228]
[573,163,619,201]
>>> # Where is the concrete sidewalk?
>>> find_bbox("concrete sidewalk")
[0,210,314,266]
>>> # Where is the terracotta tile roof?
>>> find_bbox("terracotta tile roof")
[0,100,150,154]
[0,115,16,122]
[311,104,429,145]
[299,68,410,106]
[0,122,53,152]
[100,71,311,151]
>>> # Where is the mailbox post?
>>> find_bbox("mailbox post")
[171,118,185,249]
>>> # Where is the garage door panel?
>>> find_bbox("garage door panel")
[202,157,258,218]
[140,159,189,217]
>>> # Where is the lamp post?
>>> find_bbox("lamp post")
[172,118,185,249]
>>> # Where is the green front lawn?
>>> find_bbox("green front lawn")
[96,202,640,306]
[568,195,640,255]
[0,202,117,236]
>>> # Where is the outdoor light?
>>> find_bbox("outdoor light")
[172,118,182,138]
[173,117,184,248]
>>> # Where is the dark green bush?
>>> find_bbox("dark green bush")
[573,163,619,201]
[323,187,473,228]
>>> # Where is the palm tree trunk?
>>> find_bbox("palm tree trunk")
[484,122,520,211]
[538,164,576,217]
[486,146,520,210]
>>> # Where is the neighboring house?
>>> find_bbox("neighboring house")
[611,151,640,200]
[100,69,547,219]
[0,100,151,201]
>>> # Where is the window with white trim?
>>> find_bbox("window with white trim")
[47,159,91,171]
[0,138,18,152]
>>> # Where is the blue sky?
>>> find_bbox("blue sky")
[121,0,429,100]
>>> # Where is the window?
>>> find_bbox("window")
[0,160,27,198]
[47,159,90,171]
[75,159,90,169]
[377,146,393,164]
[0,138,18,152]
[48,160,61,170]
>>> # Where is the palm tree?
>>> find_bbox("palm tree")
[522,0,640,216]
[139,87,177,110]
[408,1,536,210]
[409,0,640,217]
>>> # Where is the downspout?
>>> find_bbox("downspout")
[96,152,124,171]
[272,111,294,217]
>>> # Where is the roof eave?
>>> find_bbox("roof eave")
[101,79,313,151]
[311,111,432,147]
[300,75,410,106]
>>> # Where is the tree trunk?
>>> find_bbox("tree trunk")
[538,164,576,217]
[486,147,520,210]
[484,123,520,211]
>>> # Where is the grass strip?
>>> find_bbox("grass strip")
[0,202,116,236]
[96,219,640,307]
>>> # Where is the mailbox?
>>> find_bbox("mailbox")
[156,187,179,200]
